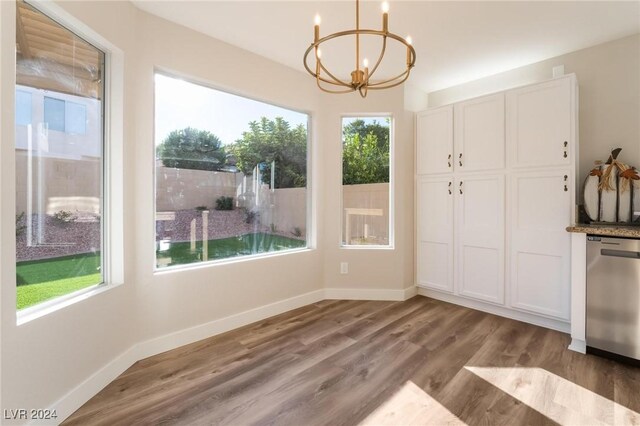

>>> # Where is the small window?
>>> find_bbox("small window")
[15,90,32,126]
[44,96,65,132]
[154,73,309,269]
[66,101,87,134]
[341,117,392,247]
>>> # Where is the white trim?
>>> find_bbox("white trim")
[44,345,141,426]
[568,338,587,354]
[418,287,571,334]
[48,289,324,424]
[324,286,416,301]
[339,114,394,249]
[11,0,126,320]
[570,232,587,347]
[151,70,313,273]
[136,289,324,359]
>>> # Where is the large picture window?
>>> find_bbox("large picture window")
[154,74,309,269]
[341,117,392,247]
[15,1,105,310]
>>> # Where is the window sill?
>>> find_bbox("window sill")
[17,281,121,326]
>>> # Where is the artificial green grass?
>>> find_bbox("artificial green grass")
[16,252,101,310]
[157,232,306,268]
[16,233,304,310]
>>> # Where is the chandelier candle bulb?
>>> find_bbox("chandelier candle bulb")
[314,15,321,42]
[406,35,412,64]
[382,2,389,32]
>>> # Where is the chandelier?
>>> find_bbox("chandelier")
[303,0,416,98]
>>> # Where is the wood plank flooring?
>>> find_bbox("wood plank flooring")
[64,296,640,425]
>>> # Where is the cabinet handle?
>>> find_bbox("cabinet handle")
[564,184,568,192]
[448,154,452,168]
[459,153,463,167]
[564,175,568,191]
[448,181,452,195]
[459,181,463,195]
[563,141,568,159]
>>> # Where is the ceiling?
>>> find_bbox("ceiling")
[132,1,640,94]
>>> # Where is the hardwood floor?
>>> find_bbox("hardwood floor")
[64,296,640,425]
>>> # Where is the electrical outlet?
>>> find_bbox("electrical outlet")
[340,262,348,274]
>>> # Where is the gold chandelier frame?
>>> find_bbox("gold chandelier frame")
[303,0,416,98]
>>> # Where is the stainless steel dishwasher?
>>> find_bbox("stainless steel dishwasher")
[586,235,640,364]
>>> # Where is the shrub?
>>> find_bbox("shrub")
[53,210,75,225]
[16,212,27,237]
[243,208,258,224]
[215,196,234,211]
[292,227,303,238]
[195,206,208,211]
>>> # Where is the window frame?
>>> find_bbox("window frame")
[152,69,314,274]
[339,113,395,250]
[14,0,125,324]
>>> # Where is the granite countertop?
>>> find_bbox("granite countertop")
[566,223,640,238]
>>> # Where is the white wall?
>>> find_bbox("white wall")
[1,1,417,420]
[427,34,640,198]
[319,90,415,292]
[1,0,139,419]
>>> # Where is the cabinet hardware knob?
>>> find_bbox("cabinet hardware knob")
[564,175,568,181]
[563,151,568,158]
[448,161,451,168]
[459,160,463,167]
[564,184,568,192]
[564,141,568,147]
[459,189,463,195]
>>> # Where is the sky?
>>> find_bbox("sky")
[154,74,309,146]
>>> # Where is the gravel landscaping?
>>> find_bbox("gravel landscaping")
[17,208,304,262]
[16,212,101,262]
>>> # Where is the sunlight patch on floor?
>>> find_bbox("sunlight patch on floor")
[359,380,467,426]
[465,366,640,426]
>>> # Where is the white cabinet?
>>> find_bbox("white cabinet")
[454,93,505,172]
[417,106,453,175]
[509,170,572,320]
[507,77,574,169]
[416,75,577,330]
[456,175,505,304]
[417,176,454,292]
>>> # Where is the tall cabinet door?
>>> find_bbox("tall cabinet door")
[456,175,505,304]
[454,93,505,172]
[507,77,573,168]
[417,106,453,175]
[417,176,454,292]
[509,170,572,320]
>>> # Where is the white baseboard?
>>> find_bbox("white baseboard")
[49,289,325,424]
[45,345,141,425]
[136,289,325,359]
[568,338,587,354]
[324,286,417,301]
[418,287,571,334]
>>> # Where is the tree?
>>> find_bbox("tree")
[342,120,390,185]
[229,117,307,189]
[157,127,226,171]
[343,118,390,150]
